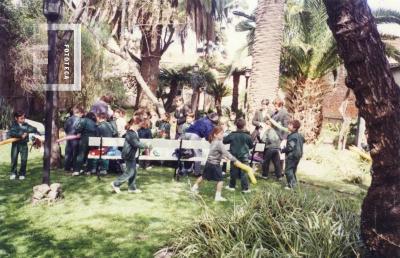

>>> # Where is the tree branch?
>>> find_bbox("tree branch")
[161,23,175,55]
[127,48,142,66]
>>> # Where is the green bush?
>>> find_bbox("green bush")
[170,189,362,257]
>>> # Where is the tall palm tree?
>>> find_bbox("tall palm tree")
[248,0,285,113]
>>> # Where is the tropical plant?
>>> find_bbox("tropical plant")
[281,1,400,143]
[281,0,341,143]
[158,67,191,112]
[169,188,362,257]
[207,82,231,115]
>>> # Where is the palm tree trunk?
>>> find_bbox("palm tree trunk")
[285,78,331,143]
[325,0,400,256]
[249,0,285,111]
[231,72,240,112]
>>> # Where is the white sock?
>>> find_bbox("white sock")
[215,191,221,199]
[192,184,198,190]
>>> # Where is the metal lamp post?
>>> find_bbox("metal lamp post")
[43,0,63,185]
[243,68,251,110]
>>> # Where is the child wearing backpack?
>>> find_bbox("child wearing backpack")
[223,118,254,193]
[281,120,304,189]
[111,116,149,194]
[191,126,241,201]
[8,111,40,180]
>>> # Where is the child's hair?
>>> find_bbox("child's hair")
[72,105,84,115]
[125,116,143,130]
[174,96,184,104]
[86,112,97,122]
[97,112,108,120]
[273,98,284,107]
[162,113,171,122]
[13,110,25,119]
[187,112,195,118]
[100,95,113,104]
[289,119,301,130]
[208,126,224,143]
[235,118,246,130]
[114,108,126,116]
[140,119,151,129]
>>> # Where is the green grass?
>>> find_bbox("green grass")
[0,143,367,258]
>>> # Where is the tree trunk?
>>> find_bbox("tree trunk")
[285,78,331,143]
[191,88,200,115]
[139,56,161,105]
[231,72,240,112]
[164,81,179,112]
[138,24,162,108]
[325,0,400,255]
[249,0,285,112]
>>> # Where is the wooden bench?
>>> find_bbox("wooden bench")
[87,137,265,179]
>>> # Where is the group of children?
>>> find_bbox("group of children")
[7,96,304,201]
[191,116,304,201]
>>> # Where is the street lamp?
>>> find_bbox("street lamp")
[43,0,63,185]
[244,68,251,110]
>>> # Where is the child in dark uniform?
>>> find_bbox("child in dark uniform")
[191,126,240,202]
[281,120,304,189]
[223,118,254,193]
[8,111,39,180]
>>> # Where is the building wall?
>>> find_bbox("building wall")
[322,64,400,124]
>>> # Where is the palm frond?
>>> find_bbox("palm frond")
[373,8,400,25]
[384,42,400,63]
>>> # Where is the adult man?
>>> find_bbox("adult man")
[251,99,274,142]
[271,98,290,140]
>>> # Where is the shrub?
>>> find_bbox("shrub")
[169,189,362,257]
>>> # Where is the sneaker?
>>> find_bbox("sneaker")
[72,171,80,176]
[19,176,25,180]
[190,186,199,193]
[225,186,235,191]
[284,186,292,190]
[215,196,227,202]
[145,166,153,170]
[242,189,251,194]
[10,174,16,180]
[111,182,121,193]
[99,170,108,175]
[260,176,269,180]
[128,189,142,193]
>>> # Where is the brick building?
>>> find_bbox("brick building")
[322,63,400,124]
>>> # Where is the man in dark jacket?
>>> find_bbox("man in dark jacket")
[64,106,84,172]
[182,112,219,176]
[281,120,304,189]
[8,111,39,180]
[223,118,253,192]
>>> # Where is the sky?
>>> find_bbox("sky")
[245,0,400,36]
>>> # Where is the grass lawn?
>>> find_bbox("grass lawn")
[0,143,368,258]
